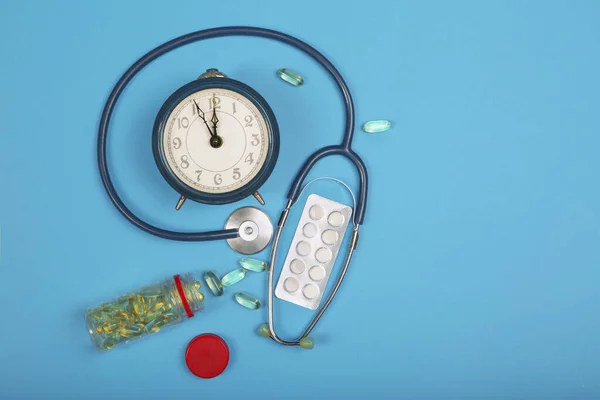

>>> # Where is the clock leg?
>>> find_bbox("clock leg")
[175,195,186,210]
[252,191,265,206]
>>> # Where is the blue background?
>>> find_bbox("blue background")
[1,1,599,398]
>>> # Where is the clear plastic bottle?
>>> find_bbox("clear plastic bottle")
[85,272,204,352]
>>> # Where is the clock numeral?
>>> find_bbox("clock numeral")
[232,168,241,180]
[195,170,202,182]
[244,115,253,127]
[177,117,189,129]
[232,102,237,114]
[208,96,221,109]
[192,103,197,115]
[251,134,259,146]
[214,173,222,185]
[173,137,182,149]
[245,153,254,164]
[180,155,189,169]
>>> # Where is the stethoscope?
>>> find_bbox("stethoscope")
[97,26,368,347]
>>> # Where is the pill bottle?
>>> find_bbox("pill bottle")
[85,273,204,352]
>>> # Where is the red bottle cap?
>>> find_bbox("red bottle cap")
[185,334,230,379]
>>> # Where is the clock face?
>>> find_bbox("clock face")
[162,88,270,194]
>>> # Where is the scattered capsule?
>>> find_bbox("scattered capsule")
[239,257,269,273]
[362,120,392,133]
[234,292,261,310]
[257,323,271,338]
[204,271,224,296]
[276,68,304,86]
[299,337,314,350]
[221,268,247,287]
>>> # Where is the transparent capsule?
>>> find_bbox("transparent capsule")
[119,324,143,338]
[239,257,269,273]
[276,68,304,86]
[221,268,247,287]
[204,271,224,296]
[132,294,146,317]
[362,120,391,133]
[102,333,121,351]
[234,292,261,310]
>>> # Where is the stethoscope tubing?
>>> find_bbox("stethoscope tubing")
[97,26,366,240]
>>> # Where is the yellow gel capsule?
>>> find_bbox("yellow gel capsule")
[100,303,120,313]
[299,337,314,350]
[257,323,271,338]
[132,295,146,317]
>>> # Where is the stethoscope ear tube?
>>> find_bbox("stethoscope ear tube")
[286,146,368,225]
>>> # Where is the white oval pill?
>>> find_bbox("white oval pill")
[296,241,311,256]
[309,265,326,281]
[321,229,339,246]
[315,247,332,263]
[284,277,299,293]
[290,259,305,274]
[309,205,325,220]
[303,223,318,238]
[328,211,345,227]
[303,284,319,299]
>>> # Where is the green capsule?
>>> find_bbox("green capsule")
[100,303,121,313]
[114,311,135,325]
[257,323,271,338]
[299,337,314,350]
[140,285,163,299]
[132,294,146,317]
[234,292,261,310]
[276,68,304,86]
[362,120,392,133]
[97,321,119,335]
[102,333,121,351]
[144,317,167,334]
[221,268,247,287]
[239,257,269,273]
[86,308,106,323]
[119,324,143,338]
[145,299,167,320]
[204,271,224,296]
[162,312,179,323]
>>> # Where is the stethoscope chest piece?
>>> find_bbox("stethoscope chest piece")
[225,207,273,254]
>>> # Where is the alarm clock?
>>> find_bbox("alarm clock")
[152,69,280,209]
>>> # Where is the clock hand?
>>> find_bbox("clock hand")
[210,94,219,137]
[193,99,216,138]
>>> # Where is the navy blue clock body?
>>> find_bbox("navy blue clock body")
[152,77,280,205]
